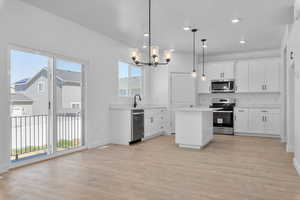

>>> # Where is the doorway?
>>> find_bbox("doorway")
[10,47,85,163]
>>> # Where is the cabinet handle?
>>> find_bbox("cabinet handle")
[265,116,267,121]
[234,116,236,121]
[238,110,244,112]
[265,84,267,90]
[262,116,264,122]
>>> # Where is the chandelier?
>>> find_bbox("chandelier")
[130,0,172,66]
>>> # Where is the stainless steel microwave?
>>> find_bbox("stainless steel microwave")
[211,80,235,93]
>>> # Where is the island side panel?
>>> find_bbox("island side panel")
[200,111,214,146]
[175,111,203,148]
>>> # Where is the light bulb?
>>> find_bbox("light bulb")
[201,75,207,81]
[164,50,172,62]
[151,46,159,58]
[130,48,139,60]
[154,56,160,64]
[191,71,197,78]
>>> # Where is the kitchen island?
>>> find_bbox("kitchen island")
[174,107,216,149]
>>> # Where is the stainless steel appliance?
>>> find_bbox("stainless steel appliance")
[211,80,235,93]
[131,109,144,144]
[210,98,236,135]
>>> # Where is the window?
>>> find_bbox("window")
[118,61,142,97]
[70,102,81,109]
[37,81,45,93]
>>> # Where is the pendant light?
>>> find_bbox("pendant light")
[201,39,207,81]
[191,29,198,78]
[130,0,172,67]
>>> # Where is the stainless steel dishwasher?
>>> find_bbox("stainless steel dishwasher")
[131,109,144,144]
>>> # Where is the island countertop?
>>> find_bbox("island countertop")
[173,107,220,112]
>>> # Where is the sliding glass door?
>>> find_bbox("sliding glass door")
[10,49,51,161]
[55,59,84,152]
[10,48,85,162]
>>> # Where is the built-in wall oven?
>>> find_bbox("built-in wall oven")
[211,80,235,93]
[210,98,236,135]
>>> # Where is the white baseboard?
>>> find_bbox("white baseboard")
[293,157,300,176]
[0,164,9,174]
[287,145,294,153]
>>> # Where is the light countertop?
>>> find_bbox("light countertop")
[173,107,220,112]
[109,104,168,110]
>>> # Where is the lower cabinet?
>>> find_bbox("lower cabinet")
[234,108,249,132]
[234,108,280,136]
[144,108,170,139]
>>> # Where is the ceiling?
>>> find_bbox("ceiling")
[19,0,294,55]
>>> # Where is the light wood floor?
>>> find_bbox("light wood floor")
[0,135,300,200]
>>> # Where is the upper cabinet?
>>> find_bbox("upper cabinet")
[198,61,234,94]
[235,60,249,93]
[197,58,280,94]
[249,58,280,93]
[207,61,234,80]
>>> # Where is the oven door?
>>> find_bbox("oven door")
[211,81,235,93]
[213,110,234,128]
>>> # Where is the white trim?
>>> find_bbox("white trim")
[7,44,88,169]
[293,157,300,176]
[287,145,294,153]
[0,164,9,174]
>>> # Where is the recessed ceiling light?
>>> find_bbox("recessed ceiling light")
[144,33,149,37]
[231,18,240,24]
[240,40,246,44]
[183,26,191,31]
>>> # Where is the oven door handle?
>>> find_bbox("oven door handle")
[213,111,233,113]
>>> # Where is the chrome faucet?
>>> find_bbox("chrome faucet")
[133,94,142,108]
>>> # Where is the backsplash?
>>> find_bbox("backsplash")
[198,93,281,107]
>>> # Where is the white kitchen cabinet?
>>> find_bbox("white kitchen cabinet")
[144,108,170,139]
[234,108,280,136]
[235,61,249,93]
[198,61,234,93]
[249,58,280,93]
[249,109,265,133]
[248,108,280,136]
[206,61,234,80]
[264,110,280,135]
[234,108,249,133]
[197,79,210,94]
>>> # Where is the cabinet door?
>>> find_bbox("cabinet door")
[249,60,265,92]
[198,78,210,93]
[234,108,249,132]
[222,61,235,79]
[235,61,249,93]
[171,73,196,106]
[264,112,280,135]
[265,59,280,92]
[249,109,265,133]
[206,63,222,80]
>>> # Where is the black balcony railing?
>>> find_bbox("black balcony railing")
[11,113,82,161]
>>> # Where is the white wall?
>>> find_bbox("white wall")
[150,52,192,105]
[0,0,146,173]
[287,18,300,174]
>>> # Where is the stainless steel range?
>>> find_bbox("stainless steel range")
[209,98,236,135]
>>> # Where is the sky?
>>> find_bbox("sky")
[10,50,140,85]
[10,50,81,84]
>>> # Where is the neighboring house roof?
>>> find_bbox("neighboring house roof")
[56,68,81,83]
[14,68,81,92]
[11,93,33,105]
